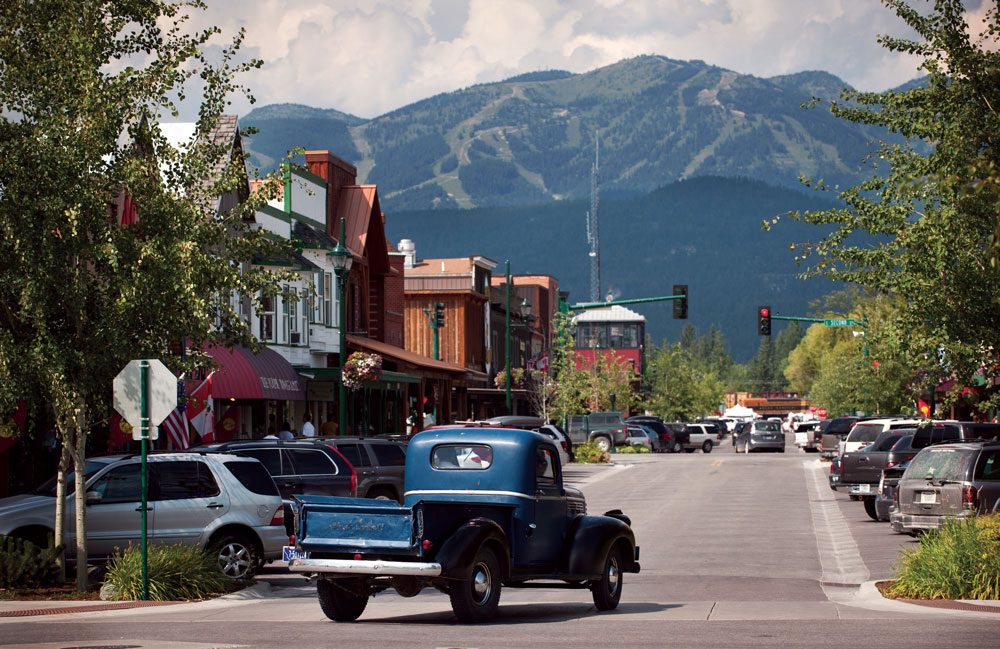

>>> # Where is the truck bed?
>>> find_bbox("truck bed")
[839,450,889,494]
[296,495,419,554]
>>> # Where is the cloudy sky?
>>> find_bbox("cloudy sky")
[185,0,988,119]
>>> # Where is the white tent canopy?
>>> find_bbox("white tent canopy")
[724,404,756,419]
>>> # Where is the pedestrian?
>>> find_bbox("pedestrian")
[263,426,278,440]
[322,418,339,436]
[301,412,316,438]
[278,421,294,441]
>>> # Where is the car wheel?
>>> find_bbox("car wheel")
[671,441,682,453]
[211,532,259,580]
[591,545,624,611]
[863,498,879,521]
[702,440,713,453]
[317,578,369,622]
[449,545,502,623]
[593,436,612,453]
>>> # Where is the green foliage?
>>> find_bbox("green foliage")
[888,515,1000,600]
[571,442,611,464]
[103,544,235,601]
[615,444,651,454]
[0,535,63,589]
[785,0,1000,415]
[645,337,725,421]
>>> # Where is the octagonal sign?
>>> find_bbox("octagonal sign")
[113,359,177,440]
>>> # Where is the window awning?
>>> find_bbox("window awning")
[205,345,306,401]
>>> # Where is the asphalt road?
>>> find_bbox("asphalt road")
[2,439,996,648]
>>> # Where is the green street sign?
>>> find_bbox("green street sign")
[823,318,858,327]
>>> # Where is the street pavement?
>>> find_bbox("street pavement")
[1,439,997,648]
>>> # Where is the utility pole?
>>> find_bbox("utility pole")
[586,136,601,302]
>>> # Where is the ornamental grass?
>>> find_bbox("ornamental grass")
[103,544,234,601]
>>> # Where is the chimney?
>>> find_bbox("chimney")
[305,150,359,237]
[398,239,416,269]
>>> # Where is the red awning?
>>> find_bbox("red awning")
[205,345,306,401]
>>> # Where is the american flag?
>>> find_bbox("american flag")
[160,407,189,450]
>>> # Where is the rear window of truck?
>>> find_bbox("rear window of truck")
[432,445,493,470]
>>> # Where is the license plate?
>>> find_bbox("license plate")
[919,491,937,505]
[282,546,308,562]
[852,484,870,494]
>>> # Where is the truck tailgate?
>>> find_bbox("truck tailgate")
[840,452,887,486]
[296,495,417,552]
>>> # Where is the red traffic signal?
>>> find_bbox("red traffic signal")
[757,305,771,336]
[759,308,769,317]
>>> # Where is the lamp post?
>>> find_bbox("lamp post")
[504,260,532,415]
[329,218,353,436]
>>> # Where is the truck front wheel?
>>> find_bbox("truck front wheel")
[591,546,623,610]
[317,579,369,622]
[449,545,502,623]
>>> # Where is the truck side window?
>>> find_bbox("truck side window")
[536,448,555,483]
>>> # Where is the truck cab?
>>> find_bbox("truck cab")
[288,428,639,623]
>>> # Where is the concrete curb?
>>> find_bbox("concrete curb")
[836,580,1000,618]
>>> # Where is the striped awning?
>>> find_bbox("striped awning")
[205,345,306,401]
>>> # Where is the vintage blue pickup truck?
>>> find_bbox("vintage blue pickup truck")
[287,427,640,623]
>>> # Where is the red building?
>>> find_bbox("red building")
[572,305,646,376]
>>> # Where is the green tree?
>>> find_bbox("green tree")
[645,341,725,421]
[783,0,1000,414]
[0,1,288,589]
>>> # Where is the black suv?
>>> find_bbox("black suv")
[315,437,407,502]
[625,416,688,453]
[193,439,357,534]
[911,421,1000,450]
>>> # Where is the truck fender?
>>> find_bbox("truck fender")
[435,518,509,580]
[565,514,637,577]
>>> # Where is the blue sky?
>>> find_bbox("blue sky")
[186,0,988,118]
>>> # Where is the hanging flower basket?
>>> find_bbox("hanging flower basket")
[342,351,382,390]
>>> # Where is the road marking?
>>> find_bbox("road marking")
[803,459,869,590]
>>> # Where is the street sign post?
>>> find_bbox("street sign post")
[112,359,177,601]
[823,318,859,327]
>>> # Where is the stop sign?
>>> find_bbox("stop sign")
[113,359,178,440]
[817,407,828,418]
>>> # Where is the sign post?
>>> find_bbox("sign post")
[113,359,177,600]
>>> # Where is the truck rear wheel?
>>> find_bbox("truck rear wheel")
[702,440,713,453]
[863,497,879,521]
[591,545,623,610]
[317,579,369,622]
[449,545,502,623]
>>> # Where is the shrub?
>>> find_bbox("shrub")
[573,442,611,464]
[615,445,651,454]
[888,515,1000,600]
[103,544,234,601]
[0,534,63,589]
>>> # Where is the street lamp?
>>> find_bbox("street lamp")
[329,218,353,436]
[504,260,532,415]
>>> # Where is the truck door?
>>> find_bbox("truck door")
[525,445,567,569]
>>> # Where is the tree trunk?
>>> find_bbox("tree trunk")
[69,409,89,592]
[53,447,69,582]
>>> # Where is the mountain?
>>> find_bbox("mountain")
[385,176,839,362]
[243,55,889,212]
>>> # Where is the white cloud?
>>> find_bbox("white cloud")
[180,0,964,119]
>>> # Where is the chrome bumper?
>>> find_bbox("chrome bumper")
[288,557,443,576]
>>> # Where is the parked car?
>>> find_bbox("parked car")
[885,434,921,469]
[837,429,914,520]
[732,420,751,447]
[891,440,1000,535]
[820,416,862,459]
[910,421,1000,450]
[0,453,286,578]
[625,416,687,453]
[875,459,911,524]
[286,428,640,623]
[698,418,728,440]
[568,412,629,452]
[314,437,408,502]
[737,419,785,453]
[193,439,357,533]
[829,454,842,491]
[624,425,654,451]
[793,420,823,452]
[682,424,715,453]
[839,418,919,456]
[536,424,574,466]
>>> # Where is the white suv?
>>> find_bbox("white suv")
[0,453,286,579]
[839,418,919,456]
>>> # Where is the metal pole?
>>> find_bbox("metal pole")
[505,260,511,415]
[337,220,349,437]
[139,360,150,601]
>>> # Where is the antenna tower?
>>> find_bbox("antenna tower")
[585,137,601,302]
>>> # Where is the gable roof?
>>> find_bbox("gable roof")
[336,185,389,274]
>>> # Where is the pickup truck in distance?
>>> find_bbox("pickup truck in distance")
[287,428,640,623]
[837,429,914,520]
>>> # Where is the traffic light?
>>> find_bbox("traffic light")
[757,306,771,336]
[672,284,688,319]
[434,302,445,328]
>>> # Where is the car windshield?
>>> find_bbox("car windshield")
[34,459,115,496]
[754,421,780,432]
[904,448,976,482]
[847,423,883,443]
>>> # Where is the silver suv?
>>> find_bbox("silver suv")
[0,453,286,579]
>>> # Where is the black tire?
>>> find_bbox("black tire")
[671,441,682,453]
[317,578,369,622]
[367,486,400,503]
[211,532,259,579]
[863,498,879,521]
[449,545,502,623]
[593,436,612,453]
[702,440,713,453]
[591,545,624,611]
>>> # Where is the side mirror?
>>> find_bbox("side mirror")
[85,491,102,506]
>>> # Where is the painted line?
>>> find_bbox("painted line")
[803,459,869,591]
